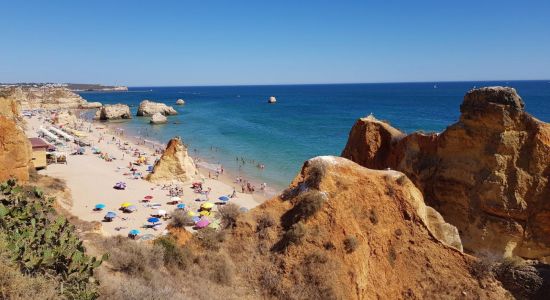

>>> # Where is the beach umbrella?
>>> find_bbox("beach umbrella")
[121,202,132,208]
[218,196,230,202]
[124,205,137,212]
[187,211,197,216]
[170,196,181,202]
[201,202,214,209]
[129,229,141,236]
[196,218,210,228]
[147,217,160,223]
[95,203,106,210]
[144,195,153,200]
[199,210,210,217]
[176,203,186,209]
[156,209,167,216]
[192,216,201,223]
[104,211,117,220]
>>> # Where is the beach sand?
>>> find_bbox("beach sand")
[24,113,265,238]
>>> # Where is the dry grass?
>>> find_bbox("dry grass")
[218,203,241,228]
[170,210,194,228]
[344,236,359,253]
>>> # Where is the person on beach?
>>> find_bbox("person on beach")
[231,188,237,198]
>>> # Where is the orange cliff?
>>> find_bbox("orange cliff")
[0,93,33,183]
[222,156,510,299]
[342,87,550,262]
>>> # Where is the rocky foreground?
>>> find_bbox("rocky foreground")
[342,87,550,263]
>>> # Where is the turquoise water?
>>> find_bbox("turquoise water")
[78,81,550,190]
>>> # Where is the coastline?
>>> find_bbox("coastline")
[87,112,281,201]
[24,109,268,238]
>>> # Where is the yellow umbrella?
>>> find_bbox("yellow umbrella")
[187,211,197,216]
[121,202,132,208]
[201,202,214,209]
[199,210,210,216]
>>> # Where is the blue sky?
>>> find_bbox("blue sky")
[1,0,549,86]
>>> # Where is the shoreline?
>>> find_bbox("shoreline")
[24,110,268,238]
[84,112,281,201]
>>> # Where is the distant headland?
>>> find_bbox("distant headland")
[0,82,128,92]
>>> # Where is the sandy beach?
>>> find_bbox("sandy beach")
[24,112,266,238]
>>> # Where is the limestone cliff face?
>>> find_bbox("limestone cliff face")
[0,86,101,110]
[136,100,177,116]
[226,156,508,299]
[342,87,550,261]
[0,98,32,184]
[146,137,197,183]
[94,104,132,120]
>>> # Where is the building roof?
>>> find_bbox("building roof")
[29,137,50,149]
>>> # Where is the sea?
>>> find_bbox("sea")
[77,81,550,191]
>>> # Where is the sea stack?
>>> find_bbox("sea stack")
[146,137,198,183]
[94,104,132,120]
[268,96,277,104]
[176,99,185,105]
[342,86,550,261]
[149,112,167,124]
[136,100,178,116]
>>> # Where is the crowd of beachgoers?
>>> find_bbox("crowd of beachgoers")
[23,109,264,240]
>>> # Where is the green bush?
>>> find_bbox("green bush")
[294,190,326,220]
[0,179,102,299]
[154,236,193,269]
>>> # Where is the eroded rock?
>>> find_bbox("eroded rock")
[136,100,177,116]
[146,137,197,183]
[95,104,132,120]
[342,87,550,261]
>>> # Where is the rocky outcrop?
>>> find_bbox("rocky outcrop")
[0,116,32,183]
[146,137,197,183]
[80,101,102,109]
[53,110,78,128]
[175,99,185,105]
[0,86,101,110]
[342,87,550,261]
[0,92,22,123]
[149,112,167,124]
[94,104,132,120]
[136,100,177,116]
[224,156,508,299]
[268,96,277,103]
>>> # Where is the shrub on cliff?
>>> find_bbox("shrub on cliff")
[218,203,241,228]
[0,179,102,299]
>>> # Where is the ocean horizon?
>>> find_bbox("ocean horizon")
[78,80,550,190]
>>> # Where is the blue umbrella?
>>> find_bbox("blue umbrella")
[176,203,186,209]
[95,203,106,210]
[192,216,200,223]
[218,196,230,202]
[147,217,160,223]
[129,229,140,235]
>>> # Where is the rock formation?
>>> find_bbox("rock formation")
[342,87,550,262]
[80,101,102,109]
[136,100,177,116]
[94,104,132,120]
[149,112,167,124]
[146,137,197,183]
[176,99,185,105]
[53,110,78,128]
[0,86,101,110]
[268,96,277,103]
[223,156,508,299]
[0,94,32,182]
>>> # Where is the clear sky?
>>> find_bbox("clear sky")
[1,0,549,86]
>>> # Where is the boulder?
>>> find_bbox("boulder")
[268,96,277,103]
[0,116,32,183]
[146,137,198,183]
[342,86,550,262]
[95,104,132,120]
[136,100,177,116]
[149,112,167,124]
[223,156,509,299]
[176,99,185,105]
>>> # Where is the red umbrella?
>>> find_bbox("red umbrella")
[144,195,153,200]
